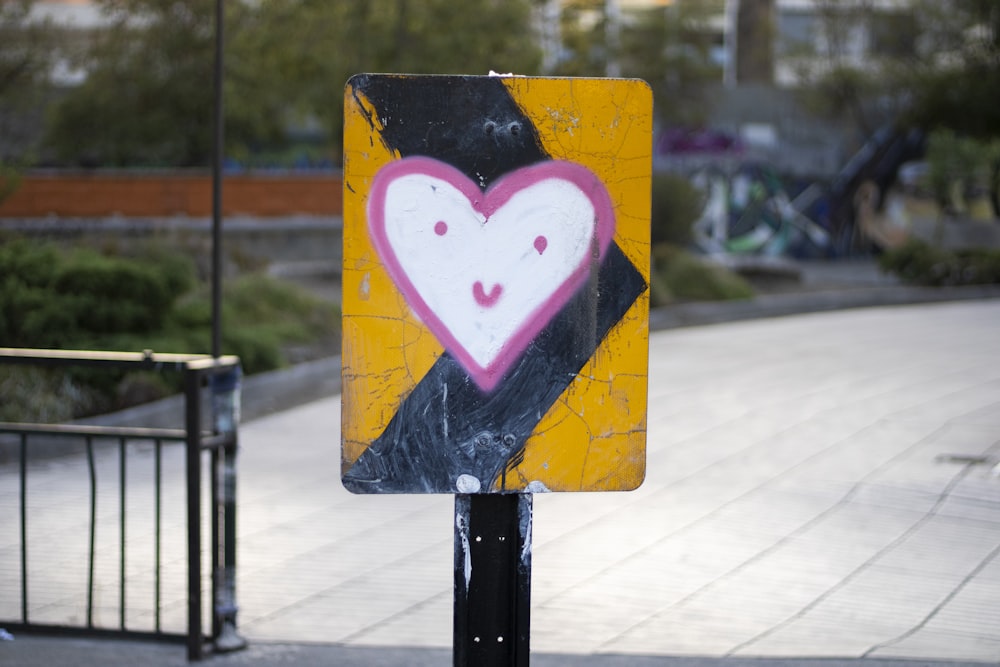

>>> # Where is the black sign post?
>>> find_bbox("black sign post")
[454,494,532,667]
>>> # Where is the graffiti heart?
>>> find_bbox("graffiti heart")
[368,156,616,392]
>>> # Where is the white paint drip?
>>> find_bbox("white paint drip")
[441,383,448,440]
[456,474,481,494]
[359,272,370,300]
[456,512,472,594]
[520,497,533,564]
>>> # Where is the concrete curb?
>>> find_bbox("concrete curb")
[649,283,1000,330]
[81,282,1000,432]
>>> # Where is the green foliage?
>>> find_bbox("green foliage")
[0,366,109,423]
[241,0,542,161]
[44,0,268,167]
[162,273,340,374]
[902,0,1000,142]
[1,1,58,185]
[650,172,704,246]
[0,163,21,204]
[0,238,340,419]
[878,239,1000,287]
[925,129,1000,216]
[0,0,57,112]
[0,240,62,346]
[555,0,722,126]
[0,241,191,348]
[44,0,542,167]
[52,252,176,334]
[649,244,755,306]
[790,0,1000,144]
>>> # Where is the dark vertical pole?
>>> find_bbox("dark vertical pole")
[86,436,96,629]
[208,0,226,648]
[185,369,204,661]
[210,447,221,640]
[154,438,162,633]
[213,435,244,651]
[210,365,245,653]
[119,437,127,630]
[211,0,224,360]
[454,494,532,667]
[19,434,27,623]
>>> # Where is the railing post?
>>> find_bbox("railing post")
[210,366,245,653]
[19,433,28,625]
[184,367,204,661]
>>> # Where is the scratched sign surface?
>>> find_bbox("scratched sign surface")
[341,75,651,494]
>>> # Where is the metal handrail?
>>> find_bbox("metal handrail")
[1,348,242,660]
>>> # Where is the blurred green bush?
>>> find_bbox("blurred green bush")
[649,244,755,306]
[650,172,704,247]
[0,237,339,420]
[879,239,1000,286]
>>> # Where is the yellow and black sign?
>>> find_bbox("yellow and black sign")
[341,75,651,494]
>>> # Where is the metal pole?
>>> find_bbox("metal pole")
[185,369,204,661]
[213,436,244,652]
[19,434,28,624]
[210,447,221,640]
[210,364,245,653]
[119,437,127,631]
[605,0,621,78]
[454,494,532,667]
[211,0,224,359]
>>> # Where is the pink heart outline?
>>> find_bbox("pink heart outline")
[368,156,616,392]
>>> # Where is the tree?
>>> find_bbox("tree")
[240,0,543,162]
[735,0,775,84]
[901,1,1000,216]
[900,0,1000,138]
[43,0,543,168]
[807,0,1000,216]
[554,0,723,127]
[783,0,904,139]
[44,0,283,168]
[1,0,56,197]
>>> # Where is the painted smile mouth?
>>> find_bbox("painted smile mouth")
[472,281,503,307]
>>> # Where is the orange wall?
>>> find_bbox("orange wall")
[0,172,343,218]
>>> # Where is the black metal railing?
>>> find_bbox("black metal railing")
[0,348,243,661]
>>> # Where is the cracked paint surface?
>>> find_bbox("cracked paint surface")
[341,75,650,493]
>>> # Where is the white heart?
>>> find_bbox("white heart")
[368,157,615,391]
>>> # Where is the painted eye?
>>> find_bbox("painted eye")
[533,235,547,255]
[434,221,448,236]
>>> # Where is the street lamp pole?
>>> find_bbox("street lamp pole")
[211,0,224,359]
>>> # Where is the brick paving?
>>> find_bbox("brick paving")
[2,299,999,664]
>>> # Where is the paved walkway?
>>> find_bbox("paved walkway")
[3,299,1000,665]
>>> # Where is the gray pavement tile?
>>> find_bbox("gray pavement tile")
[3,300,1000,665]
[869,630,1000,663]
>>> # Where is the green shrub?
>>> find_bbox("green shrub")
[53,250,175,332]
[650,244,755,305]
[0,366,110,423]
[879,239,1000,286]
[123,242,198,297]
[925,129,993,215]
[0,238,59,287]
[0,240,66,346]
[650,173,704,246]
[0,237,341,418]
[0,163,21,204]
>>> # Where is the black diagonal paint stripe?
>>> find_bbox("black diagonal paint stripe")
[349,74,550,187]
[344,75,646,494]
